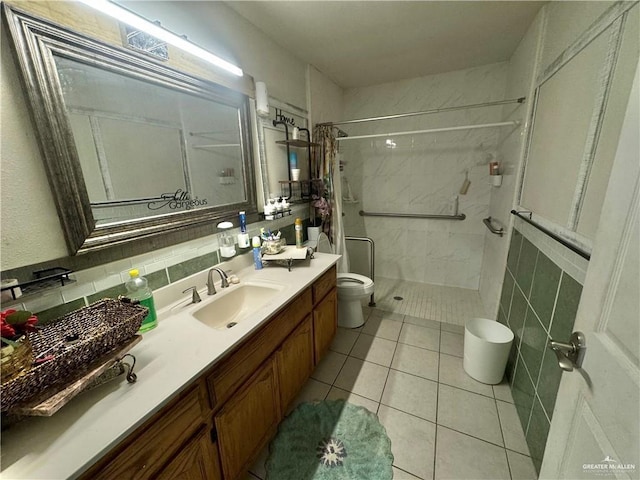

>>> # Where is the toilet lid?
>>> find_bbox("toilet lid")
[316,233,332,254]
[337,272,374,289]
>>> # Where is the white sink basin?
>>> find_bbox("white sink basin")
[192,282,285,330]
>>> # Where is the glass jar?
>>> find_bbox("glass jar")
[217,221,236,258]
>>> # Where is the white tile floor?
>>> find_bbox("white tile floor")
[371,277,487,326]
[246,281,538,480]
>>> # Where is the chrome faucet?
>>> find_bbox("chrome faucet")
[207,267,229,295]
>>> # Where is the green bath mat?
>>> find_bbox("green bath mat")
[266,400,393,480]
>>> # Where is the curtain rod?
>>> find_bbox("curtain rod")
[336,121,519,141]
[318,97,525,127]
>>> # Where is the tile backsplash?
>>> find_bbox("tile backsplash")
[2,208,308,321]
[498,226,584,473]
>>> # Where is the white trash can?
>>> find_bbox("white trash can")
[463,317,514,384]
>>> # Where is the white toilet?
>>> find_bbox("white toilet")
[317,233,374,328]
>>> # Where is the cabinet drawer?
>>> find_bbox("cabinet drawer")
[85,385,205,480]
[208,288,312,409]
[313,265,337,305]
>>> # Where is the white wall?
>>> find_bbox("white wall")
[478,1,639,318]
[341,63,508,289]
[478,9,544,318]
[307,65,344,127]
[1,27,70,266]
[0,1,308,270]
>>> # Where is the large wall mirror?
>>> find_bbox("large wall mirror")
[3,5,257,255]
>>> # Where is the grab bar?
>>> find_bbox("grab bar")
[345,236,376,307]
[483,217,504,236]
[359,210,465,221]
[510,210,591,260]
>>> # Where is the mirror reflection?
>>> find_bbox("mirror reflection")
[55,56,247,225]
[2,4,257,255]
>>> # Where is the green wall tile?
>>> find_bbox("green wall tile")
[87,284,127,304]
[35,298,86,325]
[499,270,515,318]
[509,286,528,343]
[167,252,218,283]
[529,252,561,331]
[519,306,548,385]
[505,227,585,475]
[536,348,563,420]
[512,355,536,433]
[515,238,538,298]
[498,305,508,327]
[145,269,169,291]
[550,272,583,342]
[505,341,519,383]
[526,396,551,474]
[507,229,523,274]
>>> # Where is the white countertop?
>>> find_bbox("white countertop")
[0,253,340,480]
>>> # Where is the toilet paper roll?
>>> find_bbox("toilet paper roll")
[1,279,22,302]
[255,81,269,116]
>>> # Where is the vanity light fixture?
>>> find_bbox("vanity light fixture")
[78,0,243,77]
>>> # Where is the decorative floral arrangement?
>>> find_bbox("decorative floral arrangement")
[1,309,38,383]
[1,309,38,344]
[311,178,331,230]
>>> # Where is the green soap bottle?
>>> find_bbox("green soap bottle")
[125,269,158,333]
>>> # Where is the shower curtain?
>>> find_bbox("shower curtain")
[313,125,349,273]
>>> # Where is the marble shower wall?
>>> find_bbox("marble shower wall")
[341,63,508,289]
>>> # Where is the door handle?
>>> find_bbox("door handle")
[547,331,586,372]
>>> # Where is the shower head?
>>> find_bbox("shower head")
[459,170,471,195]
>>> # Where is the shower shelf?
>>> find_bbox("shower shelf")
[278,180,312,202]
[273,121,316,199]
[275,139,319,148]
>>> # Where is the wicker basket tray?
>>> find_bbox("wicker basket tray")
[1,337,34,383]
[1,298,147,411]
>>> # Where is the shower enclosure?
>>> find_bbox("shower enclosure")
[321,63,522,294]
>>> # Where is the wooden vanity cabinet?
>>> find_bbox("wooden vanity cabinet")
[312,266,338,363]
[206,288,312,411]
[81,382,220,480]
[156,427,222,480]
[276,315,314,411]
[214,358,281,480]
[82,265,337,480]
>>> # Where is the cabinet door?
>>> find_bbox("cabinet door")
[156,428,221,480]
[276,315,314,412]
[313,287,337,364]
[214,358,281,480]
